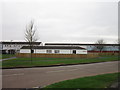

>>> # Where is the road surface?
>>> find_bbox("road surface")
[2,61,119,88]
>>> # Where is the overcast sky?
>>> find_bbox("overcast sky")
[1,0,119,44]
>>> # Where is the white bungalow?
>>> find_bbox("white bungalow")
[20,46,87,54]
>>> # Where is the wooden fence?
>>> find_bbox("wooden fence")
[16,53,99,58]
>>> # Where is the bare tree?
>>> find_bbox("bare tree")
[25,20,39,63]
[115,38,120,53]
[94,39,106,52]
[115,38,120,44]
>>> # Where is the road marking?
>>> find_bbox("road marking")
[46,69,79,73]
[3,73,24,77]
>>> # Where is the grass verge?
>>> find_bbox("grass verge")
[2,55,119,68]
[44,72,119,88]
[1,54,15,59]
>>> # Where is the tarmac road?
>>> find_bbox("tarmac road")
[2,61,119,88]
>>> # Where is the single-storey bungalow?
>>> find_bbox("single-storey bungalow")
[20,46,87,54]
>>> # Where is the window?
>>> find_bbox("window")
[54,50,59,53]
[46,50,52,53]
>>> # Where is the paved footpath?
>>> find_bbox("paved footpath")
[0,57,17,61]
[2,61,119,88]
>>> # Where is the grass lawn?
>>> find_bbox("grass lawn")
[44,72,119,88]
[1,54,15,59]
[2,55,119,68]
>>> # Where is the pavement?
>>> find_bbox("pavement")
[0,57,17,61]
[2,61,119,88]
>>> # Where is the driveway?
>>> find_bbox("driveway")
[2,61,119,88]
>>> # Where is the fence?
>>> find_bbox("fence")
[16,53,99,58]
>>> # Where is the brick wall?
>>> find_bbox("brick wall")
[16,53,98,58]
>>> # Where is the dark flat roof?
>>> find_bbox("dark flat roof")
[45,43,119,46]
[21,46,86,50]
[0,42,41,45]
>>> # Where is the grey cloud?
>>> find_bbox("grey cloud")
[2,1,118,44]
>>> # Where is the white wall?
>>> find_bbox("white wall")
[76,50,87,54]
[36,49,72,54]
[20,49,30,53]
[35,49,46,53]
[20,49,87,54]
[59,49,71,54]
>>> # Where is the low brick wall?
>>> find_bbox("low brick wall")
[16,53,99,58]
